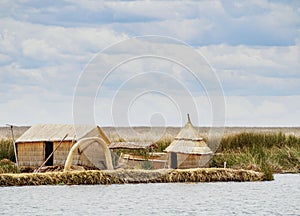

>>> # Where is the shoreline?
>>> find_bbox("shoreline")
[0,168,267,187]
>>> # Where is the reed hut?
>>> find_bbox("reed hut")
[164,115,213,169]
[15,124,112,169]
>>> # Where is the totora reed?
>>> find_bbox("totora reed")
[0,168,267,187]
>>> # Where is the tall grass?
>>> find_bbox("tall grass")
[154,137,173,152]
[218,132,300,151]
[0,139,15,162]
[211,132,300,177]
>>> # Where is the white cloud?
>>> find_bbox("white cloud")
[2,1,298,46]
[0,18,128,56]
[22,39,59,61]
[0,90,74,125]
[199,45,300,75]
[198,44,300,96]
[0,53,11,64]
[0,1,299,126]
[225,96,300,126]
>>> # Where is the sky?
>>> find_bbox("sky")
[0,0,299,127]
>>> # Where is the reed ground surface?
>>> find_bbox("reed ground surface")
[0,168,266,186]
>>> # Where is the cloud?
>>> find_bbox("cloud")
[1,1,299,46]
[225,96,300,126]
[104,0,300,46]
[198,44,300,96]
[95,94,211,127]
[0,92,73,125]
[22,39,60,61]
[0,53,11,65]
[0,17,128,99]
[0,1,299,126]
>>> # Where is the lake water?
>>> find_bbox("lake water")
[0,174,299,215]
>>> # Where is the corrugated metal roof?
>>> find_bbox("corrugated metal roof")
[165,115,212,155]
[109,141,157,149]
[15,124,99,143]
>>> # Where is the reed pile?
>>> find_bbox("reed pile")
[0,159,19,174]
[0,168,265,187]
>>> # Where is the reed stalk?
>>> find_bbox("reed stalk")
[0,168,265,187]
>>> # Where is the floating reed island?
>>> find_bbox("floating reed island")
[0,168,267,187]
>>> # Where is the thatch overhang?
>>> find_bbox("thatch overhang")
[164,114,213,155]
[15,124,107,143]
[109,141,157,150]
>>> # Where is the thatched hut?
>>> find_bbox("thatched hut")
[15,124,112,169]
[164,115,213,169]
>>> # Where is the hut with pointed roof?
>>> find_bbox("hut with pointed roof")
[15,124,112,169]
[164,114,213,169]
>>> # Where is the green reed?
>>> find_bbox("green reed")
[211,132,300,177]
[0,139,15,162]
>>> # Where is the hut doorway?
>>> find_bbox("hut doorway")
[45,141,53,166]
[170,152,177,168]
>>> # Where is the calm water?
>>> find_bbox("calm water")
[0,174,299,215]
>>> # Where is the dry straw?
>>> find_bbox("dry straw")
[0,168,266,187]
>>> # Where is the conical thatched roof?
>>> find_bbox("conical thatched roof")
[164,114,212,155]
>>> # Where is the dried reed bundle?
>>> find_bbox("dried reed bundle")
[0,168,266,187]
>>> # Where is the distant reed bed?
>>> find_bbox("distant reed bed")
[211,132,300,176]
[218,132,300,151]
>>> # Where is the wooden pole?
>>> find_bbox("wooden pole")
[187,113,191,123]
[6,124,18,166]
[34,134,68,173]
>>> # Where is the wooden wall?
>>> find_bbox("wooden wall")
[17,142,45,167]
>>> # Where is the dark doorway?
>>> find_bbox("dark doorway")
[170,152,177,169]
[45,141,53,166]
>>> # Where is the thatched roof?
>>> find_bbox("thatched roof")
[164,115,212,155]
[109,141,157,149]
[16,124,102,143]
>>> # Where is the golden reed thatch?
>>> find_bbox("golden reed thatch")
[165,115,212,155]
[164,114,213,168]
[0,168,267,187]
[15,124,111,169]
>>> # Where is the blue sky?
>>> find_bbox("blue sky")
[0,0,299,126]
